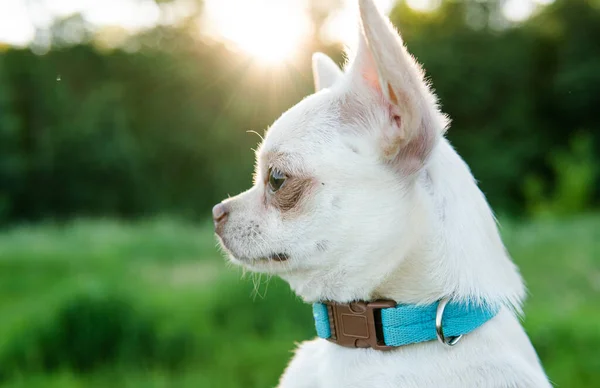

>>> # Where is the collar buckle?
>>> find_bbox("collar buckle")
[323,299,397,350]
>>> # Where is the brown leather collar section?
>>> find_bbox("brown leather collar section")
[322,300,397,350]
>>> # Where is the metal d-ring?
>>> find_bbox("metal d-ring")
[435,298,462,346]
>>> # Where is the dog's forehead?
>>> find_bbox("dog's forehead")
[260,91,340,164]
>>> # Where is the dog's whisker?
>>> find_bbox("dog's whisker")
[246,129,264,141]
[245,233,272,299]
[247,228,284,299]
[262,273,273,297]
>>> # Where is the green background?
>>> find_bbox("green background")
[0,0,599,386]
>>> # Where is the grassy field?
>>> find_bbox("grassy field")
[0,216,598,387]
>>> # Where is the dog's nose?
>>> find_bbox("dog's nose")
[212,202,229,233]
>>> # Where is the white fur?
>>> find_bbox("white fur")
[215,0,552,386]
[312,53,343,91]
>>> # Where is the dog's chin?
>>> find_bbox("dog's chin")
[238,253,289,262]
[227,253,291,273]
[216,235,291,272]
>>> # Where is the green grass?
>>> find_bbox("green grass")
[0,215,598,387]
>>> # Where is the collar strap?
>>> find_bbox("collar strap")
[313,299,498,350]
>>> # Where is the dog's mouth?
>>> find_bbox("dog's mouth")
[231,252,290,263]
[217,235,289,263]
[260,253,289,262]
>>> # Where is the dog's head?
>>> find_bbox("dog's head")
[213,0,448,298]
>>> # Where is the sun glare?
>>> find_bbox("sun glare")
[321,0,395,46]
[406,0,441,12]
[204,0,311,65]
[503,0,536,22]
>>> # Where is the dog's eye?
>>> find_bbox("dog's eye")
[268,168,286,192]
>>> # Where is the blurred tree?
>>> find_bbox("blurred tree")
[0,0,598,222]
[0,59,23,221]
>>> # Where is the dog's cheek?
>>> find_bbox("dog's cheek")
[271,177,315,217]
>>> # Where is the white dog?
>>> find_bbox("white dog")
[213,0,552,386]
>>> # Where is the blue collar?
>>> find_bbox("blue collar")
[313,299,498,349]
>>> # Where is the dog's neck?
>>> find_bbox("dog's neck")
[375,139,525,309]
[282,139,525,311]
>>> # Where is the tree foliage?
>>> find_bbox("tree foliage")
[0,0,598,222]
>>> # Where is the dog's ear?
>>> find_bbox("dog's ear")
[312,52,343,91]
[348,0,445,174]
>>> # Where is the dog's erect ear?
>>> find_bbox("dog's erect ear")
[312,52,343,91]
[348,0,444,173]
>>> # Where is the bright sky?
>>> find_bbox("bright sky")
[0,0,554,63]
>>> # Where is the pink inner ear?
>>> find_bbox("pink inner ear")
[362,68,382,93]
[386,84,403,130]
[360,66,403,112]
[357,73,404,131]
[387,83,399,105]
[391,109,401,129]
[351,33,383,95]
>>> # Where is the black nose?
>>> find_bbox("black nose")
[212,202,229,234]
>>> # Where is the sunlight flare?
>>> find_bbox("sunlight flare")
[406,0,441,13]
[321,0,396,46]
[204,0,312,65]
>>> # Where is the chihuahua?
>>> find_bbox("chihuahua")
[213,0,551,386]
